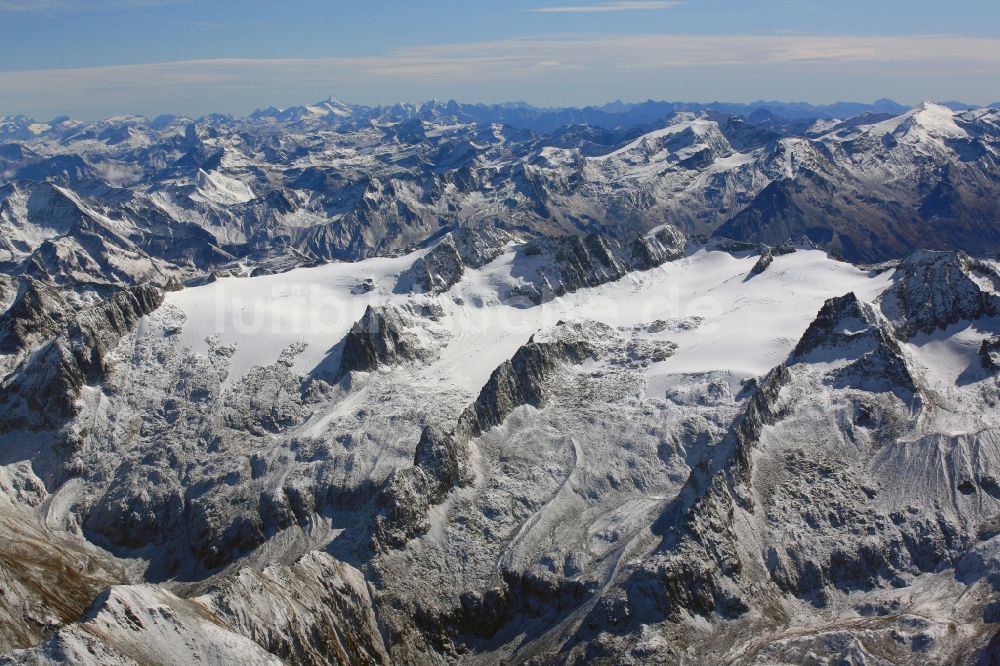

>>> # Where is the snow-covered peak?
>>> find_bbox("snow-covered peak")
[101,114,149,126]
[590,116,733,165]
[306,96,354,117]
[193,168,256,205]
[863,101,968,141]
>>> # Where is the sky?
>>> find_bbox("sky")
[1,0,999,119]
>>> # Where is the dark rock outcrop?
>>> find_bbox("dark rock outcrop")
[514,227,685,304]
[982,337,1000,371]
[413,426,473,501]
[404,235,464,294]
[339,304,434,374]
[398,226,514,294]
[458,333,596,437]
[733,364,792,480]
[878,250,1000,339]
[0,277,68,359]
[450,226,514,269]
[374,426,476,549]
[746,241,795,278]
[748,248,774,277]
[793,292,918,396]
[0,284,164,431]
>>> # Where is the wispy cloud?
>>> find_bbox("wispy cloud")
[0,0,191,11]
[3,33,999,117]
[530,1,680,12]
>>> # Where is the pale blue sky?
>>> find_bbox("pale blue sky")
[1,0,999,119]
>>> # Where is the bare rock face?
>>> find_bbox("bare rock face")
[0,284,163,431]
[404,235,464,294]
[627,226,687,270]
[748,248,774,277]
[374,424,478,549]
[793,291,918,397]
[877,250,1000,339]
[373,466,436,550]
[339,303,446,374]
[515,227,686,304]
[745,241,795,278]
[398,226,514,294]
[412,426,473,501]
[458,324,599,437]
[450,226,514,269]
[0,278,68,359]
[201,552,390,666]
[982,336,1000,370]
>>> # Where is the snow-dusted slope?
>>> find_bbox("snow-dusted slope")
[2,229,1000,664]
[4,95,1000,666]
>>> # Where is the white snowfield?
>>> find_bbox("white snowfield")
[168,246,894,393]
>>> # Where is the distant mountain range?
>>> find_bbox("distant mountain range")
[5,97,992,134]
[249,97,930,131]
[2,98,1000,294]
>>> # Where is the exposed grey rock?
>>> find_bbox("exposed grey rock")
[0,284,163,431]
[373,467,435,549]
[413,426,473,501]
[402,235,464,294]
[878,250,1000,339]
[458,325,598,437]
[449,226,514,269]
[747,248,774,277]
[793,292,919,396]
[512,227,685,304]
[351,278,375,295]
[202,552,390,665]
[398,226,515,294]
[339,303,446,374]
[0,279,67,354]
[373,424,475,549]
[981,336,1000,370]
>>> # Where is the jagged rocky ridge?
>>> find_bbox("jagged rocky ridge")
[339,302,448,375]
[562,252,1000,663]
[877,249,1000,339]
[397,227,514,294]
[0,284,163,432]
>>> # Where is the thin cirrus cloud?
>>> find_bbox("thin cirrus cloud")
[529,1,681,12]
[2,33,1000,118]
[0,0,189,10]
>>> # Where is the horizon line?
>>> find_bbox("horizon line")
[5,97,995,124]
